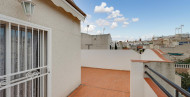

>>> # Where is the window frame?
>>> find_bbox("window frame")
[0,14,52,97]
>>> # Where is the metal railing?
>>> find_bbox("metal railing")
[145,65,190,97]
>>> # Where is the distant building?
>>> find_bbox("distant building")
[152,33,190,48]
[81,33,112,49]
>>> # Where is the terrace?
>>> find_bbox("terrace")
[68,49,190,97]
[69,67,130,97]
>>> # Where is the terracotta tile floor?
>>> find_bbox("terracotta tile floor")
[68,67,130,97]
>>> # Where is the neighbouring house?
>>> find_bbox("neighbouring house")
[152,34,190,48]
[175,64,190,74]
[160,44,190,61]
[0,0,86,97]
[81,33,112,49]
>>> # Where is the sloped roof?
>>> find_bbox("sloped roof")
[131,49,173,63]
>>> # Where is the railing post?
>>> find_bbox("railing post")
[176,90,179,97]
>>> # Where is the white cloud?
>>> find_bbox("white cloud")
[140,33,154,40]
[114,17,127,22]
[86,14,91,19]
[82,14,93,25]
[96,19,110,27]
[96,30,102,34]
[81,25,96,33]
[122,25,127,27]
[112,33,154,41]
[122,21,129,27]
[112,35,122,39]
[107,10,123,19]
[94,2,114,13]
[112,35,135,41]
[111,22,118,29]
[123,21,129,25]
[132,18,139,22]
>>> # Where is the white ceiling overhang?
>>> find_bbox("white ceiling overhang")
[51,0,85,21]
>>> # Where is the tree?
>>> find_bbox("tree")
[177,58,190,64]
[179,72,190,92]
[115,43,117,50]
[183,58,190,64]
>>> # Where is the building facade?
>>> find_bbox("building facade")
[81,33,112,49]
[0,0,86,97]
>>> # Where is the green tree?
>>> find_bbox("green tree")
[183,58,190,64]
[177,58,190,64]
[179,72,190,91]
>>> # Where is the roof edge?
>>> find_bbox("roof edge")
[65,0,86,17]
[151,49,173,63]
[131,60,173,63]
[50,0,86,21]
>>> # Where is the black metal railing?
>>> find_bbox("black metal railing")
[145,65,190,97]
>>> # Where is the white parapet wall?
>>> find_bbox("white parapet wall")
[130,62,145,97]
[81,50,141,71]
[141,49,163,61]
[144,79,158,97]
[130,49,175,97]
[131,62,157,97]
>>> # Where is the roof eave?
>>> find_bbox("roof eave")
[51,0,86,21]
[65,0,86,17]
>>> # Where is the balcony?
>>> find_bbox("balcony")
[68,49,190,97]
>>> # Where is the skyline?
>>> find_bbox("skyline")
[74,0,190,41]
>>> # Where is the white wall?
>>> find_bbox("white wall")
[81,50,140,71]
[145,62,175,95]
[81,33,112,49]
[131,62,157,97]
[0,0,81,97]
[141,49,163,61]
[130,62,145,97]
[144,80,158,97]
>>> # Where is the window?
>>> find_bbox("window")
[0,14,51,97]
[0,24,6,97]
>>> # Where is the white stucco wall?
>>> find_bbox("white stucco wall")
[131,62,157,97]
[145,62,175,95]
[141,49,163,61]
[130,62,145,97]
[144,80,158,97]
[81,33,112,49]
[81,50,140,70]
[0,0,81,97]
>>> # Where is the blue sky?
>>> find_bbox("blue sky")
[74,0,190,41]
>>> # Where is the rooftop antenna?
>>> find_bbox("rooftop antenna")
[103,27,105,34]
[87,25,89,34]
[175,28,178,35]
[180,25,184,34]
[177,28,180,34]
